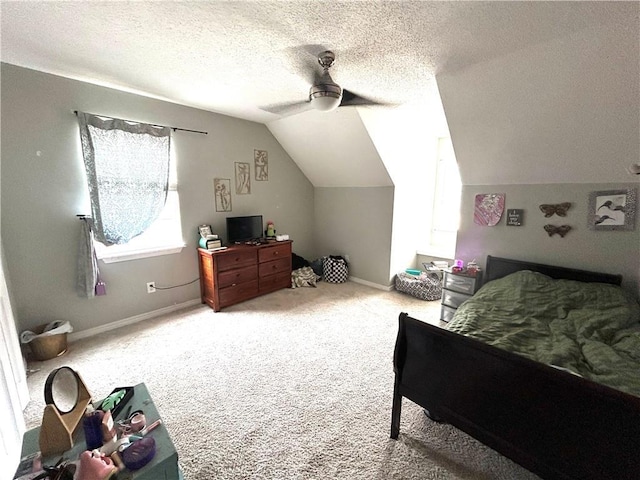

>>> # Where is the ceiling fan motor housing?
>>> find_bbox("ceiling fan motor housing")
[309,50,342,102]
[309,78,342,100]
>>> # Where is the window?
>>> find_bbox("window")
[95,146,184,263]
[421,137,462,258]
[77,112,184,263]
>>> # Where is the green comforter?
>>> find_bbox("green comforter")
[446,270,640,397]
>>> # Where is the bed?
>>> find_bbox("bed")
[390,255,640,480]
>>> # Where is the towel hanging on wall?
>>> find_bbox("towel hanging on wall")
[76,216,105,298]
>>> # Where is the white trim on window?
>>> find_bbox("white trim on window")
[417,246,456,260]
[419,137,461,259]
[99,243,186,263]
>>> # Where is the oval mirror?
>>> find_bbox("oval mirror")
[44,366,80,414]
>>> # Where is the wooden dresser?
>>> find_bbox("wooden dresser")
[198,240,292,311]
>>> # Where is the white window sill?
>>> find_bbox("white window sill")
[97,243,186,264]
[416,247,455,260]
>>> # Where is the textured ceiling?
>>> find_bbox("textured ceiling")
[0,1,629,124]
[2,1,637,187]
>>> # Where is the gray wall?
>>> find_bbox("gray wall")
[314,187,393,287]
[437,11,638,186]
[456,184,640,296]
[436,11,640,299]
[1,64,314,334]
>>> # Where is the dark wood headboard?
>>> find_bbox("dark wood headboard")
[484,255,622,286]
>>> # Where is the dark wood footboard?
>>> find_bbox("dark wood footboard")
[391,312,640,480]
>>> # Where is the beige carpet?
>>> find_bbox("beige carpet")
[23,281,540,479]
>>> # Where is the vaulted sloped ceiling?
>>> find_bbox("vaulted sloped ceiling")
[267,107,392,188]
[1,2,637,187]
[437,9,639,185]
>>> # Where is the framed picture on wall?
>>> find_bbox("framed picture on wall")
[506,209,524,226]
[588,188,636,231]
[214,178,232,212]
[474,193,505,226]
[254,149,268,181]
[235,162,251,194]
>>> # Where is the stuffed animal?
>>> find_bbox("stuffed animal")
[265,221,276,237]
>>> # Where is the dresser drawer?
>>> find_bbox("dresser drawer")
[216,249,257,272]
[443,272,479,295]
[219,279,259,306]
[258,244,290,263]
[259,257,291,277]
[259,271,291,293]
[440,305,457,323]
[442,289,471,309]
[218,265,258,288]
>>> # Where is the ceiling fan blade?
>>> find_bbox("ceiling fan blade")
[259,100,312,116]
[340,89,388,107]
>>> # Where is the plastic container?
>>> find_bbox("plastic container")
[29,324,68,361]
[83,405,104,450]
[405,269,421,276]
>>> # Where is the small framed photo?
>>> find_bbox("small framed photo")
[198,225,213,238]
[588,188,636,231]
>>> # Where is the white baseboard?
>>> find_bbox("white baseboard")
[68,299,202,342]
[348,276,393,291]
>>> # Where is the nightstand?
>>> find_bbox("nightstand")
[440,271,482,322]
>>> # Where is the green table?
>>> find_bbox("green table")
[20,383,181,480]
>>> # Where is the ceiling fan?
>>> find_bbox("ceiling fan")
[260,50,389,116]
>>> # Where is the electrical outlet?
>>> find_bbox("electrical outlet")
[344,255,350,263]
[146,282,156,293]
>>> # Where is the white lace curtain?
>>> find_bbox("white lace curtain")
[76,112,171,297]
[77,111,171,245]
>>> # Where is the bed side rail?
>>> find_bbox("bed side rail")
[391,312,640,480]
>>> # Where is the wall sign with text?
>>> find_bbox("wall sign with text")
[506,209,524,226]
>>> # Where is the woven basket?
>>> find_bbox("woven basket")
[29,324,68,361]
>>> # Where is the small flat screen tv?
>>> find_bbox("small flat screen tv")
[226,215,263,244]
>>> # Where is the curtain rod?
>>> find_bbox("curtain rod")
[73,110,208,135]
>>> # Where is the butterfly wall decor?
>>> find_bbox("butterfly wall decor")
[544,225,572,237]
[539,202,571,217]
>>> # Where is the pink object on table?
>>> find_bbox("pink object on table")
[76,450,118,480]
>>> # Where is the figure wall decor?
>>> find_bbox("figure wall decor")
[254,149,268,181]
[214,178,232,212]
[235,162,251,194]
